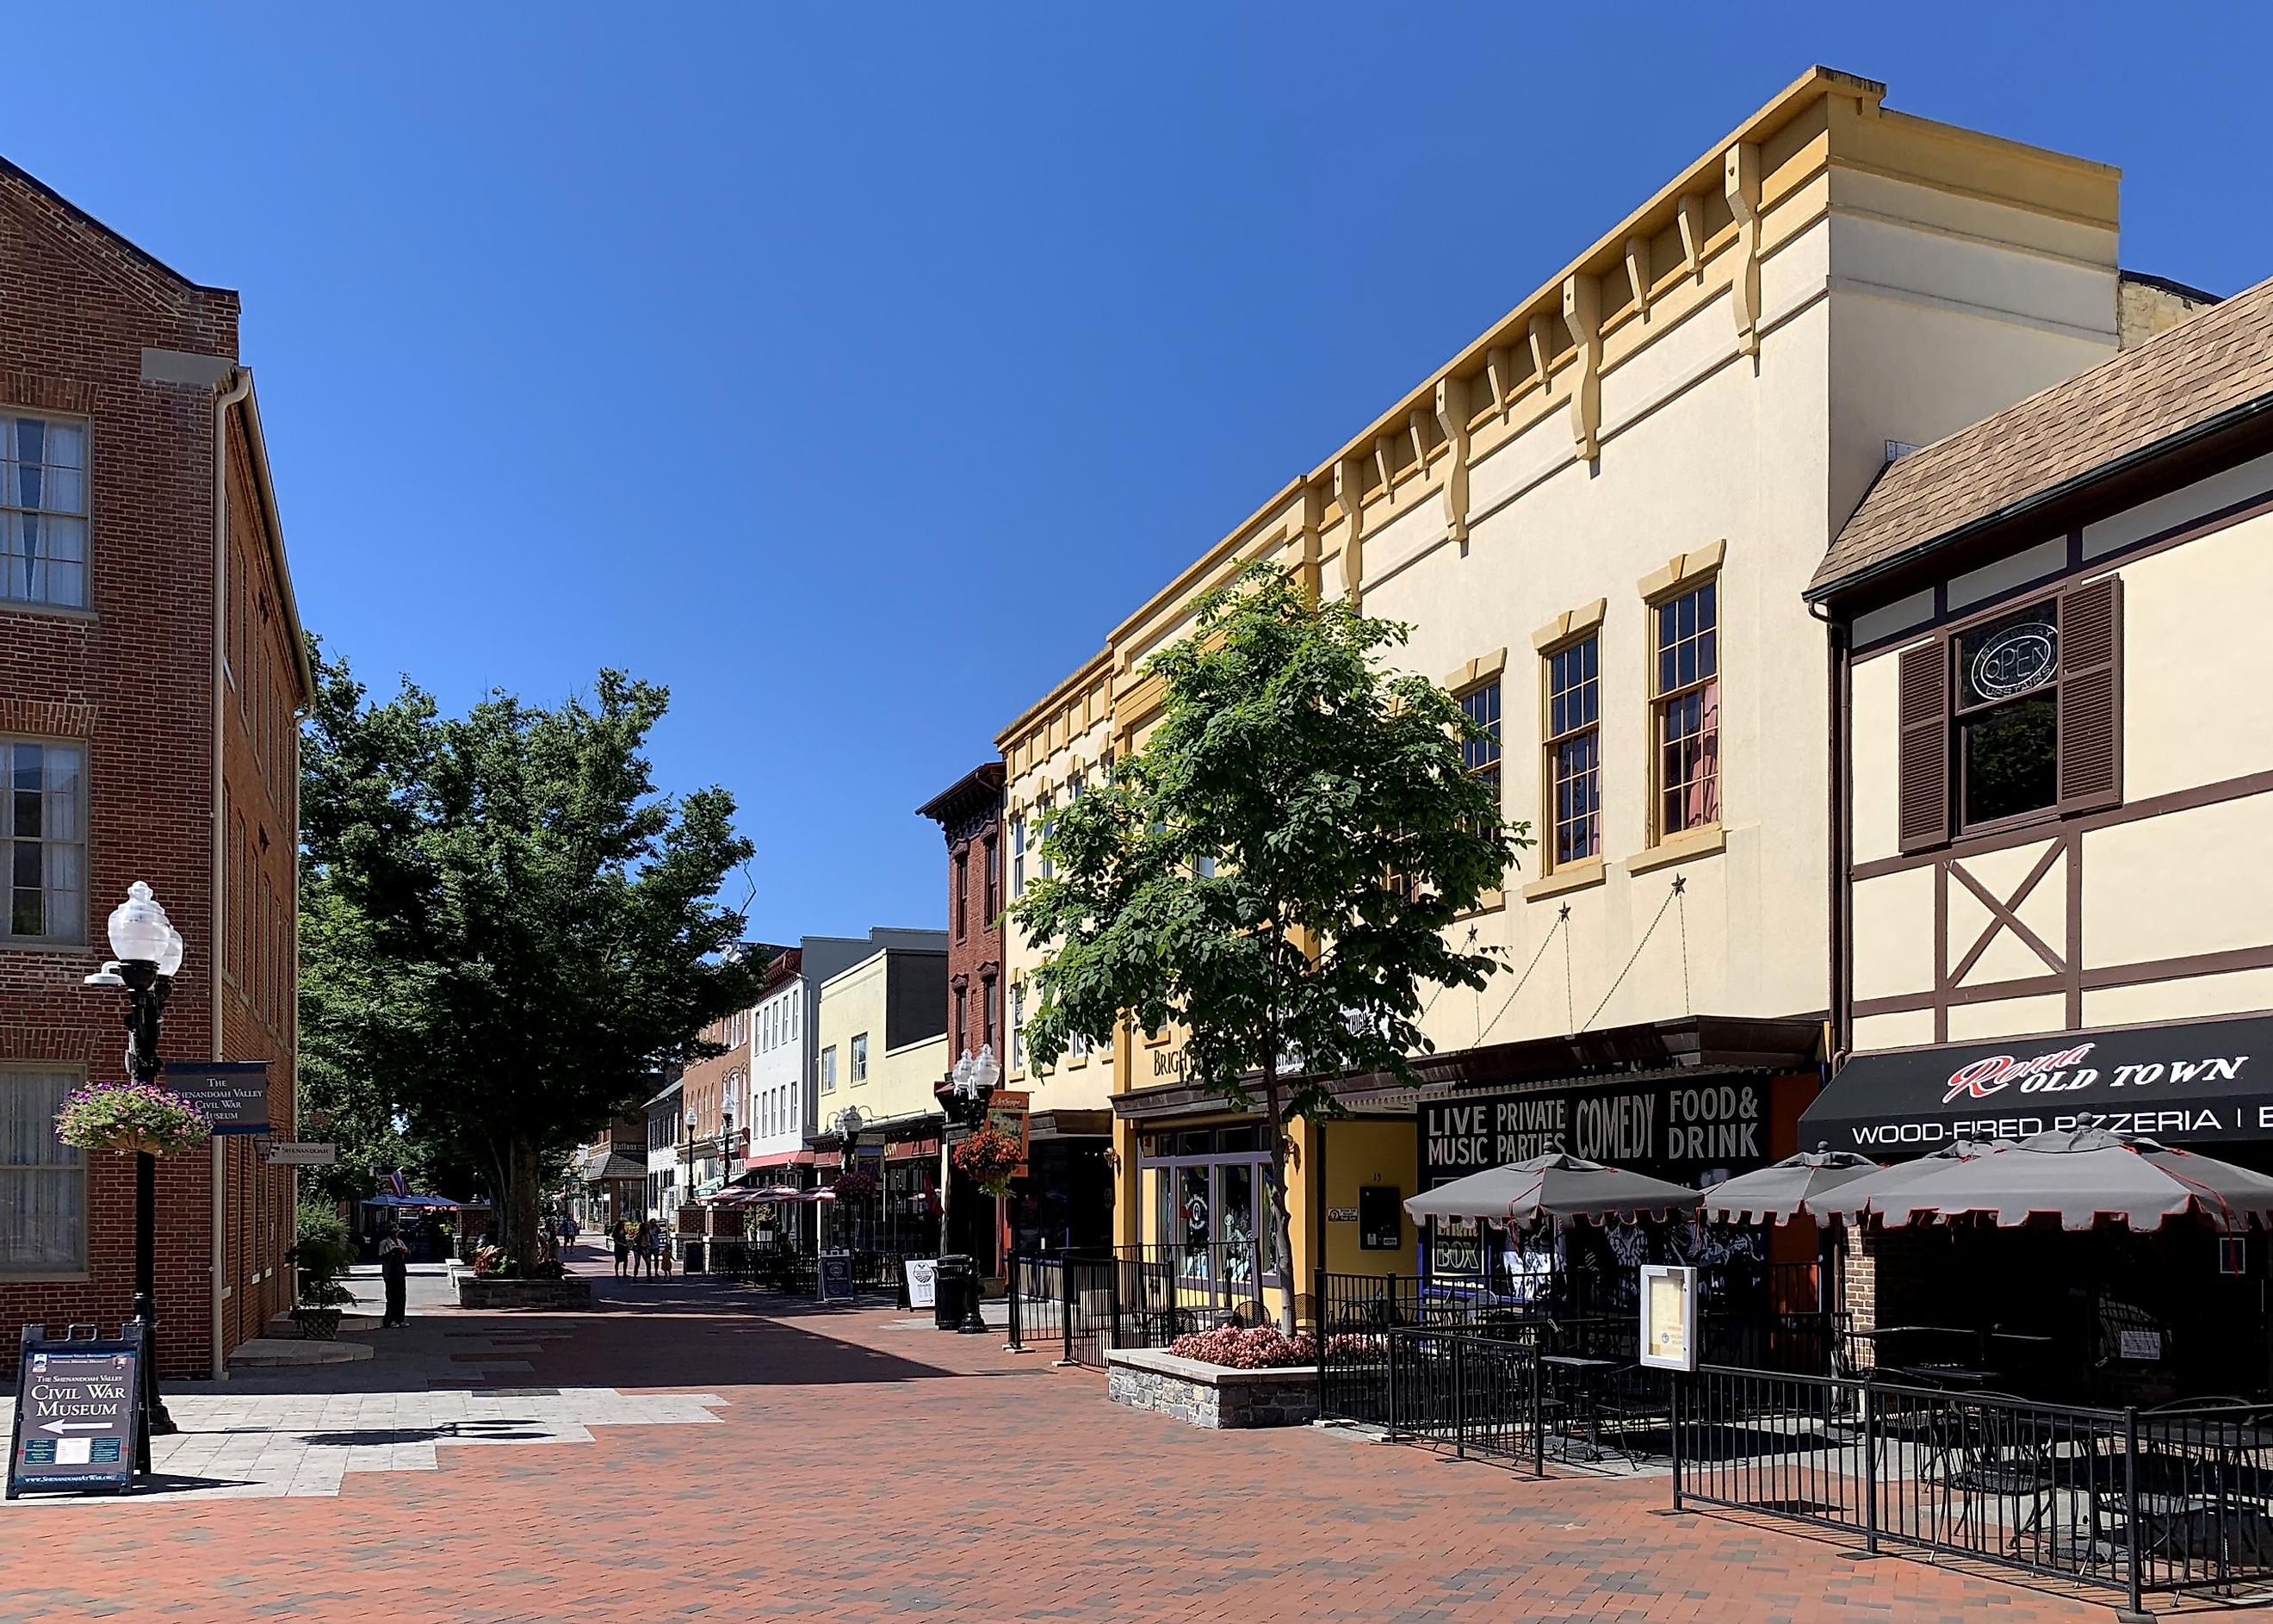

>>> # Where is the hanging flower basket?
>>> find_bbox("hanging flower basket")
[54,1082,211,1157]
[953,1124,1023,1198]
[832,1167,879,1200]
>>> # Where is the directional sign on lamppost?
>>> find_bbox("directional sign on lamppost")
[263,1142,338,1167]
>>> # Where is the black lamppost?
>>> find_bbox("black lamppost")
[945,1044,999,1334]
[81,881,185,1444]
[834,1106,865,1250]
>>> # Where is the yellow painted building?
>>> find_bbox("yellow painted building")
[996,67,2152,1320]
[812,932,950,1248]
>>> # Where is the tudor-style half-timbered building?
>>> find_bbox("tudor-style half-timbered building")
[1799,271,2264,1373]
[1802,273,2273,1371]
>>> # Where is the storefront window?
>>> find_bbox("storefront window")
[1145,1126,1278,1286]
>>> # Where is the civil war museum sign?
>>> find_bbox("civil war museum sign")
[1421,1074,1771,1192]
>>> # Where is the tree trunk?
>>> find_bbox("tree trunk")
[1262,1077,1296,1336]
[508,1135,544,1266]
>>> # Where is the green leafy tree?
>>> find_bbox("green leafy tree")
[299,642,761,1265]
[1012,565,1529,1329]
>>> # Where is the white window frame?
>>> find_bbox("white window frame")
[0,1063,88,1278]
[821,1045,837,1094]
[0,412,90,612]
[1,735,87,946]
[851,1032,869,1082]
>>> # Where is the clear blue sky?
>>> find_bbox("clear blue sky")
[9,5,2265,943]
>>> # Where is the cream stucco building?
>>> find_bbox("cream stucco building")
[997,67,2164,1320]
[811,930,949,1250]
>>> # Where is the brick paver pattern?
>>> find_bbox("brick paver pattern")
[0,1251,2134,1622]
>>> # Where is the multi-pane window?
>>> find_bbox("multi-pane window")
[1460,680,1502,806]
[983,838,1000,920]
[820,1046,837,1094]
[1652,581,1720,837]
[1069,1028,1090,1061]
[1464,678,1500,814]
[982,979,997,1051]
[1010,985,1025,1070]
[3,739,84,942]
[1545,637,1601,865]
[1037,797,1056,883]
[954,850,969,940]
[954,985,968,1056]
[0,415,88,610]
[1011,817,1026,896]
[851,1033,869,1082]
[1,1069,85,1274]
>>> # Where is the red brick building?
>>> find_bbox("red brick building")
[0,158,309,1376]
[918,762,1006,1265]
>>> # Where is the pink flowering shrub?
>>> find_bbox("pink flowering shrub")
[1169,1324,1308,1367]
[54,1081,210,1156]
[1167,1324,1387,1367]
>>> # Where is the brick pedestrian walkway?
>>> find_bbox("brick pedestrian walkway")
[0,1263,2138,1622]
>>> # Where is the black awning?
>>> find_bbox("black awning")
[1801,1015,2273,1156]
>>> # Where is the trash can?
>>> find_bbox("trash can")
[934,1255,973,1332]
[683,1239,705,1274]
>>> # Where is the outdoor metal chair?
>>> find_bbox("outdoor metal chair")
[1919,1399,2061,1557]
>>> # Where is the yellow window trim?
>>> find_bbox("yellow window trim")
[1627,821,1725,874]
[1531,598,1607,654]
[1636,538,1726,602]
[1523,856,1605,902]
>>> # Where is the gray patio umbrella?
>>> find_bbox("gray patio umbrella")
[1403,1153,1702,1229]
[1836,1129,2273,1232]
[1810,1139,2001,1225]
[1700,1148,1881,1225]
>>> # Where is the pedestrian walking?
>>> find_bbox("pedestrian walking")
[377,1224,411,1328]
[613,1221,631,1277]
[638,1218,659,1279]
[658,1228,674,1278]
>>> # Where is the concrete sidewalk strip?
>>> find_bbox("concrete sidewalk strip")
[0,1300,729,1507]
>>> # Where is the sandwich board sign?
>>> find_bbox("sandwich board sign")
[7,1323,145,1498]
[816,1250,855,1301]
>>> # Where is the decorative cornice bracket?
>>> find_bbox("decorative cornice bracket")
[1527,316,1554,395]
[1434,375,1471,553]
[1561,273,1602,464]
[1676,194,1706,282]
[1624,235,1652,323]
[1486,346,1514,418]
[1724,143,1762,357]
[1334,455,1368,606]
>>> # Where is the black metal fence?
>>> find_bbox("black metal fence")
[1010,1242,1268,1367]
[1671,1364,2273,1608]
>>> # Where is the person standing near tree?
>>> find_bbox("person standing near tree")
[377,1224,411,1328]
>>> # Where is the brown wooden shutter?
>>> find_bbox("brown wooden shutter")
[2058,574,2123,813]
[1897,639,1951,852]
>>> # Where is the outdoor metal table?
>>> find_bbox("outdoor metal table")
[1898,1362,1996,1390]
[1541,1354,1624,1463]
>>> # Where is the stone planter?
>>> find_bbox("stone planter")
[292,1306,344,1341]
[1106,1347,1318,1429]
[456,1275,593,1311]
